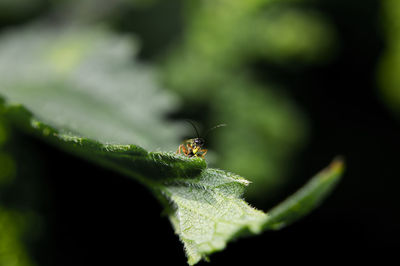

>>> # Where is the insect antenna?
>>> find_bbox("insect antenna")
[204,123,227,137]
[186,119,201,138]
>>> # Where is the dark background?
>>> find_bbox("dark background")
[1,0,399,265]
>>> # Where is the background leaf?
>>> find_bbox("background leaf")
[379,0,400,116]
[0,25,183,151]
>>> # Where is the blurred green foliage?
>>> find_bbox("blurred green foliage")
[0,113,33,266]
[164,0,336,199]
[0,208,33,266]
[379,0,400,114]
[0,0,44,21]
[0,119,15,186]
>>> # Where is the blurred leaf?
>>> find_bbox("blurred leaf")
[0,0,45,21]
[0,208,34,266]
[54,0,161,24]
[0,152,16,185]
[379,0,400,114]
[165,0,336,96]
[0,113,32,266]
[252,8,336,63]
[0,25,183,151]
[211,78,308,197]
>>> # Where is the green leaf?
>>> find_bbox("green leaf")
[262,158,344,230]
[164,158,343,265]
[0,25,183,151]
[2,102,345,264]
[0,25,344,265]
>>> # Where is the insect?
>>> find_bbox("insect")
[176,121,226,158]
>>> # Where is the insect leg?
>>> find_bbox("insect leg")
[198,148,207,158]
[176,144,184,154]
[182,145,189,155]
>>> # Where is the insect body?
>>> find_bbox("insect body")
[177,137,207,158]
[176,121,226,158]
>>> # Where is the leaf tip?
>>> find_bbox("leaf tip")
[323,156,345,179]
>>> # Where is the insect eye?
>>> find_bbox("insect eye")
[196,138,204,145]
